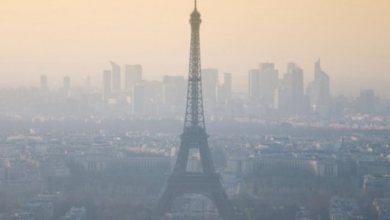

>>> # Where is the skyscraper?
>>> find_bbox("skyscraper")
[307,59,330,113]
[102,71,111,101]
[124,64,142,89]
[314,59,330,104]
[275,63,305,114]
[63,76,70,90]
[248,69,260,103]
[110,61,121,91]
[288,63,304,113]
[40,75,47,90]
[259,62,278,106]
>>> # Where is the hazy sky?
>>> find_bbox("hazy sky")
[1,0,389,95]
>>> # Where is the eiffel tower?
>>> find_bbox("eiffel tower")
[155,1,236,219]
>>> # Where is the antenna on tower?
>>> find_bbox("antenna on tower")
[195,0,197,10]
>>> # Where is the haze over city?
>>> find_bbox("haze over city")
[1,0,390,95]
[1,1,390,220]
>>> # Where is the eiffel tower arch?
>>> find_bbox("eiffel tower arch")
[155,1,236,219]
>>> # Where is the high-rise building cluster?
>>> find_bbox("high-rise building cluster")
[102,61,144,113]
[34,58,383,119]
[101,61,233,117]
[249,59,331,116]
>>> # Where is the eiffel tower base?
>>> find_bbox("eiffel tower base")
[155,174,236,219]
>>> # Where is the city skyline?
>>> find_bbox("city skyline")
[1,1,390,219]
[1,0,389,95]
[2,59,387,97]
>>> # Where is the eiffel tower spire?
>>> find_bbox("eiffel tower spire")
[155,2,236,219]
[184,0,205,133]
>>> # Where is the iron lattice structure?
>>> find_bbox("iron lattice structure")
[155,2,236,219]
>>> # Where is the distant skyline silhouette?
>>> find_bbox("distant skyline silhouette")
[1,0,389,95]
